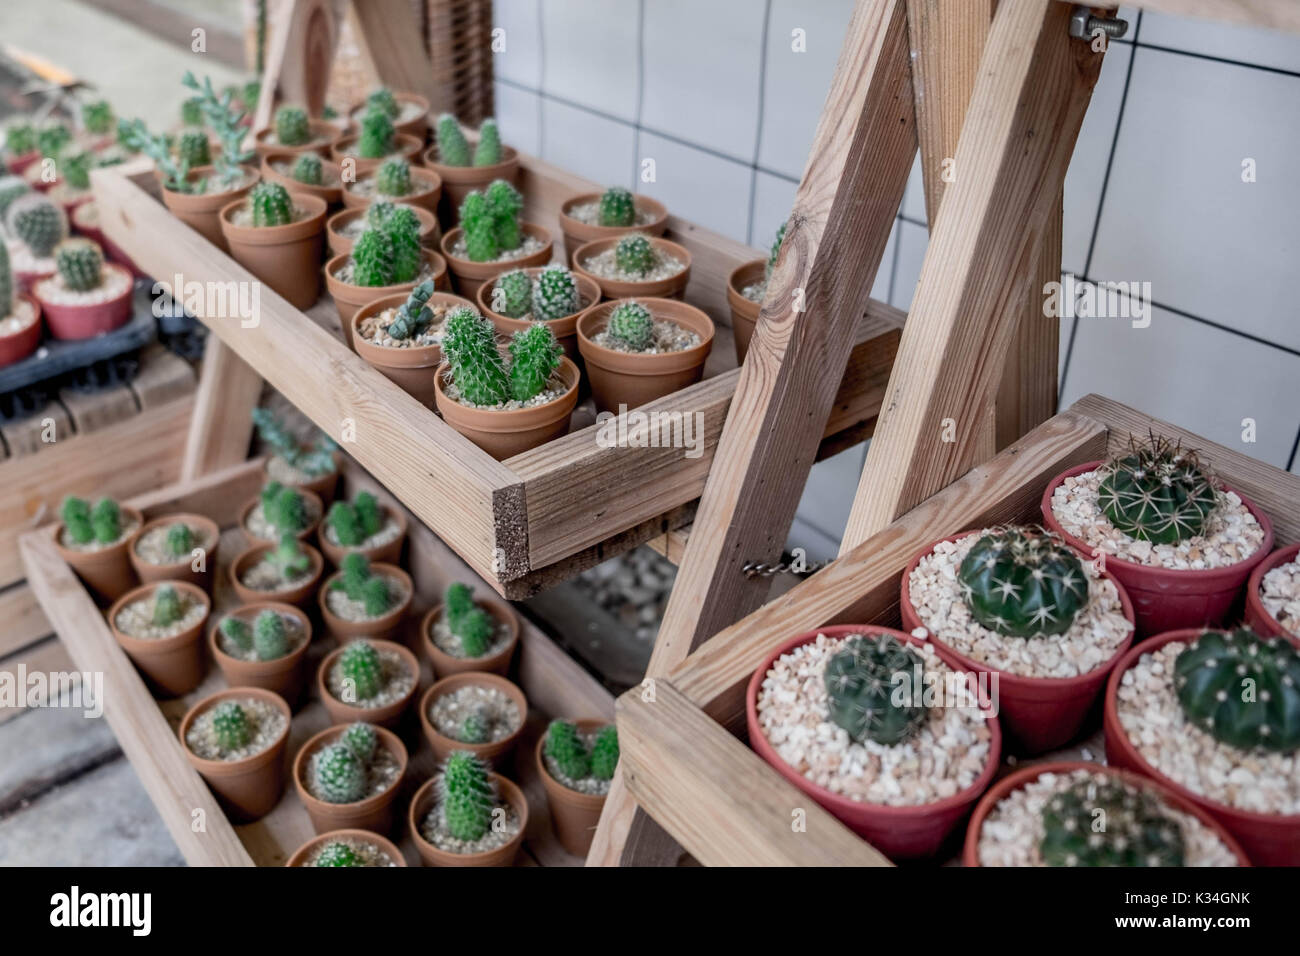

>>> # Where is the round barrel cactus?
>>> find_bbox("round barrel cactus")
[956,526,1089,638]
[1097,437,1218,544]
[55,238,104,292]
[250,181,292,227]
[220,616,252,653]
[6,122,36,156]
[8,194,68,258]
[315,741,366,803]
[253,610,289,661]
[823,634,927,745]
[441,751,495,841]
[291,153,322,185]
[212,700,252,751]
[606,301,654,351]
[598,186,635,227]
[614,233,654,276]
[275,106,310,146]
[532,266,581,321]
[1040,775,1185,867]
[493,269,533,319]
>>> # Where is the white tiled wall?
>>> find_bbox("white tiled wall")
[492,1,1300,558]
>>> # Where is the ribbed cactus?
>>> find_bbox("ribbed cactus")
[442,306,509,405]
[164,523,193,560]
[314,741,366,803]
[473,118,501,167]
[461,711,489,744]
[253,609,289,660]
[268,532,311,579]
[615,234,654,276]
[492,269,532,319]
[315,842,361,867]
[339,639,383,701]
[0,176,30,222]
[384,205,422,283]
[507,322,562,402]
[545,720,591,779]
[327,491,384,547]
[598,186,635,227]
[1040,776,1185,867]
[37,124,70,159]
[55,238,104,292]
[249,181,292,227]
[358,108,395,159]
[366,87,400,120]
[177,129,210,169]
[354,492,382,539]
[606,301,654,351]
[375,158,411,197]
[765,221,787,280]
[291,152,322,185]
[0,243,11,318]
[352,227,396,287]
[220,615,253,653]
[386,278,436,340]
[61,497,93,545]
[261,481,308,534]
[180,98,204,128]
[82,100,114,136]
[435,113,470,167]
[341,721,378,762]
[485,179,523,252]
[7,194,68,258]
[459,191,498,262]
[956,526,1089,638]
[61,151,92,191]
[440,751,494,841]
[1097,436,1218,545]
[5,122,35,156]
[1175,627,1300,754]
[590,725,619,780]
[275,106,310,146]
[823,634,928,746]
[152,584,182,628]
[91,498,122,544]
[212,700,252,751]
[532,266,581,321]
[333,553,394,617]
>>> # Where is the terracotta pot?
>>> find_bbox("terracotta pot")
[52,505,144,602]
[219,193,328,310]
[1245,543,1300,645]
[0,296,42,367]
[263,455,340,504]
[326,205,440,258]
[316,563,414,642]
[341,166,442,217]
[422,142,520,225]
[318,502,408,568]
[238,488,324,545]
[535,718,609,858]
[349,91,431,140]
[557,192,669,267]
[1103,629,1300,865]
[179,686,292,822]
[408,772,528,867]
[727,259,765,364]
[228,540,324,611]
[208,601,312,706]
[899,531,1136,755]
[6,150,39,175]
[576,298,714,412]
[35,262,134,340]
[252,118,345,160]
[126,512,221,590]
[325,250,450,350]
[108,580,211,696]
[417,672,528,766]
[571,236,692,301]
[286,828,408,866]
[434,355,580,460]
[330,133,423,176]
[962,760,1251,867]
[349,288,470,404]
[317,638,420,730]
[1041,461,1275,637]
[439,224,554,300]
[293,723,409,834]
[13,263,55,299]
[746,624,1002,861]
[420,596,520,678]
[259,149,344,206]
[158,164,257,253]
[475,266,600,369]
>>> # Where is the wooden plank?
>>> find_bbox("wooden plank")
[0,584,52,658]
[129,344,197,410]
[349,0,440,112]
[181,338,262,481]
[131,456,268,527]
[254,0,345,127]
[0,637,73,727]
[57,383,138,435]
[0,402,70,459]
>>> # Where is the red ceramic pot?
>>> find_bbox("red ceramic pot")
[745,624,1001,861]
[1245,543,1300,645]
[0,296,42,367]
[34,263,134,340]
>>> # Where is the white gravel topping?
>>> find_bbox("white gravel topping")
[330,255,438,288]
[543,726,614,796]
[428,683,521,742]
[266,455,333,486]
[60,513,139,552]
[420,779,521,854]
[229,203,315,228]
[346,175,434,201]
[356,302,450,348]
[429,608,512,659]
[244,495,321,540]
[449,233,545,263]
[270,159,341,188]
[239,554,314,592]
[579,245,684,283]
[304,745,402,802]
[1260,557,1300,638]
[303,837,398,867]
[35,262,131,306]
[0,298,38,336]
[592,318,700,355]
[322,512,403,549]
[565,200,657,227]
[443,378,566,411]
[6,239,54,276]
[185,696,286,761]
[740,279,765,303]
[324,574,408,621]
[215,610,307,661]
[134,521,214,566]
[325,646,415,710]
[113,589,206,640]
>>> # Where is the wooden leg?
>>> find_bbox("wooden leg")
[180,337,263,480]
[253,0,344,129]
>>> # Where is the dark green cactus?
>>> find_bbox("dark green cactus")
[461,711,489,744]
[386,278,436,340]
[765,221,787,280]
[366,87,400,120]
[262,482,309,535]
[362,577,393,617]
[615,234,654,276]
[164,523,193,560]
[823,634,928,746]
[956,526,1089,638]
[606,301,654,351]
[180,97,204,128]
[598,186,635,227]
[532,266,581,321]
[251,408,338,478]
[485,179,523,251]
[220,615,253,653]
[336,552,370,599]
[1175,628,1300,754]
[82,100,114,136]
[507,322,562,402]
[339,639,383,701]
[315,842,361,867]
[60,497,93,545]
[177,129,210,169]
[327,500,363,547]
[383,205,422,283]
[545,720,591,779]
[492,269,533,319]
[1097,436,1218,545]
[473,117,501,167]
[590,725,619,780]
[435,113,470,167]
[37,123,70,159]
[249,181,293,227]
[61,151,93,191]
[253,609,289,661]
[275,106,310,146]
[352,226,396,287]
[375,158,411,197]
[341,721,378,762]
[212,700,252,751]
[8,194,68,258]
[358,108,395,159]
[1040,776,1185,867]
[268,532,311,579]
[152,585,183,628]
[291,152,322,185]
[444,582,476,626]
[459,191,498,262]
[442,306,510,405]
[5,122,35,156]
[354,492,382,538]
[55,238,104,292]
[0,176,31,222]
[440,751,494,841]
[90,498,122,544]
[314,741,366,803]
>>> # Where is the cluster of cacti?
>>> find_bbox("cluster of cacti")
[37,123,70,159]
[444,581,493,657]
[61,497,122,545]
[614,233,655,276]
[177,129,211,169]
[545,720,619,781]
[180,97,204,128]
[291,152,322,185]
[327,489,384,547]
[442,306,562,406]
[117,118,192,193]
[823,634,927,745]
[374,158,411,197]
[460,709,490,744]
[598,186,635,227]
[5,122,36,157]
[473,118,501,167]
[358,108,395,160]
[956,526,1089,639]
[152,584,183,628]
[365,87,400,120]
[7,194,68,258]
[458,179,524,262]
[274,106,310,146]
[532,266,581,321]
[220,608,290,661]
[313,722,380,804]
[333,553,395,618]
[180,71,256,187]
[82,100,114,136]
[434,114,502,167]
[260,481,309,534]
[1175,627,1300,754]
[314,841,361,866]
[0,176,31,222]
[249,181,293,227]
[1097,435,1218,545]
[492,269,533,319]
[0,244,11,318]
[339,639,383,701]
[352,205,422,287]
[164,522,193,560]
[211,700,252,751]
[385,278,436,340]
[251,408,339,477]
[440,751,495,841]
[54,238,104,292]
[1040,776,1185,867]
[268,532,311,579]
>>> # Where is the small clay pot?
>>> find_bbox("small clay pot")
[293,723,409,835]
[158,164,257,253]
[350,288,472,405]
[263,455,340,504]
[317,638,420,730]
[238,488,324,545]
[317,563,414,642]
[407,772,528,867]
[318,501,409,568]
[108,580,211,697]
[330,133,423,175]
[576,298,714,412]
[417,672,528,766]
[209,601,313,706]
[434,355,580,460]
[219,193,328,310]
[228,541,324,611]
[536,718,610,858]
[439,223,554,300]
[727,259,765,364]
[340,165,443,217]
[259,149,344,206]
[35,262,134,340]
[571,236,692,301]
[475,266,600,369]
[0,296,43,367]
[52,505,144,602]
[420,596,519,678]
[1244,543,1300,645]
[349,91,431,140]
[422,142,520,224]
[326,205,440,258]
[252,118,345,160]
[286,828,408,866]
[324,250,450,350]
[126,512,221,590]
[557,192,669,267]
[179,686,292,822]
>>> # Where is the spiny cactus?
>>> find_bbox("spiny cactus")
[386,278,436,340]
[366,199,399,229]
[61,151,93,191]
[352,226,396,287]
[315,741,366,803]
[220,615,253,653]
[261,481,309,534]
[375,157,411,197]
[532,266,581,321]
[341,721,378,762]
[152,584,183,628]
[354,492,382,539]
[1175,627,1300,754]
[37,123,70,159]
[339,639,383,701]
[435,113,470,167]
[315,842,361,866]
[765,221,787,279]
[443,581,493,657]
[0,176,31,222]
[823,634,927,746]
[336,551,371,597]
[118,118,192,193]
[598,186,635,227]
[1097,436,1218,545]
[0,244,11,318]
[181,72,256,188]
[268,532,311,579]
[249,181,293,227]
[177,129,210,169]
[7,193,68,258]
[333,552,395,617]
[473,117,501,167]
[956,526,1088,638]
[6,122,35,157]
[384,206,422,283]
[164,523,193,560]
[274,106,310,146]
[251,408,338,478]
[445,581,476,624]
[212,700,252,751]
[440,751,494,842]
[82,100,114,136]
[492,269,532,319]
[606,301,654,351]
[291,152,322,185]
[442,306,509,405]
[253,609,289,660]
[327,490,384,547]
[590,725,619,780]
[60,497,94,545]
[507,322,562,402]
[485,179,523,252]
[615,233,654,276]
[1040,776,1185,867]
[55,239,104,292]
[366,87,400,120]
[461,711,489,744]
[90,498,122,544]
[358,108,395,160]
[180,97,204,128]
[459,191,498,262]
[545,720,591,779]
[242,80,262,111]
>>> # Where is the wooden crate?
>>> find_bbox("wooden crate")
[613,394,1300,866]
[19,455,615,867]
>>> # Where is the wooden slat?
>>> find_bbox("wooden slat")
[57,384,138,435]
[0,403,71,459]
[181,339,262,481]
[254,0,344,127]
[0,585,53,658]
[129,345,197,410]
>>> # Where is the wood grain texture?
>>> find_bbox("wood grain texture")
[0,585,52,659]
[181,338,262,481]
[255,0,344,127]
[0,402,71,460]
[57,383,137,435]
[349,0,439,111]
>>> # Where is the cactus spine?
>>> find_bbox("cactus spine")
[1097,436,1218,544]
[212,700,252,751]
[291,152,322,185]
[598,186,635,227]
[507,322,562,402]
[545,720,591,779]
[177,129,211,169]
[152,585,182,628]
[823,634,927,745]
[459,191,497,262]
[220,615,253,653]
[358,108,395,159]
[366,87,400,120]
[164,522,193,560]
[375,158,411,197]
[956,526,1089,638]
[7,194,68,258]
[614,233,654,276]
[440,751,494,841]
[531,266,581,321]
[5,122,35,157]
[341,721,378,762]
[472,118,501,167]
[339,639,383,701]
[54,239,104,292]
[606,301,654,351]
[249,181,293,227]
[435,113,470,167]
[253,610,289,660]
[274,106,310,146]
[1040,776,1185,867]
[492,269,532,319]
[315,742,366,803]
[442,306,509,405]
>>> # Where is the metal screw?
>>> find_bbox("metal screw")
[1069,5,1128,40]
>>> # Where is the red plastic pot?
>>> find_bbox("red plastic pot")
[1245,543,1300,645]
[745,624,1001,861]
[0,296,43,367]
[1103,628,1300,866]
[34,263,134,340]
[900,531,1136,755]
[962,760,1251,867]
[1041,461,1274,637]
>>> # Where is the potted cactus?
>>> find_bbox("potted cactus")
[0,243,42,367]
[32,237,133,340]
[572,232,692,301]
[260,149,344,206]
[439,179,552,298]
[318,552,413,642]
[5,192,67,294]
[900,525,1136,753]
[349,86,431,140]
[434,306,580,459]
[326,201,438,258]
[351,279,471,407]
[746,625,1001,861]
[1246,544,1300,643]
[341,156,442,216]
[230,534,324,610]
[293,721,409,834]
[239,481,323,544]
[330,106,422,175]
[408,751,528,867]
[52,496,142,601]
[46,150,96,217]
[317,637,420,730]
[319,489,408,567]
[418,671,527,765]
[219,180,327,309]
[420,580,520,677]
[126,512,220,589]
[576,297,714,411]
[557,185,669,266]
[210,602,312,704]
[728,222,786,363]
[252,104,342,159]
[4,120,39,174]
[1104,626,1300,865]
[108,581,212,696]
[252,407,340,501]
[535,719,619,858]
[475,263,599,367]
[179,687,292,821]
[21,122,73,192]
[80,99,116,151]
[286,830,407,867]
[1041,435,1274,635]
[422,115,518,218]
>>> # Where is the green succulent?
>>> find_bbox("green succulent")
[365,87,400,120]
[440,751,494,842]
[598,186,635,227]
[823,634,927,746]
[354,492,382,538]
[251,408,338,478]
[177,129,211,169]
[1097,436,1218,545]
[249,181,293,227]
[386,278,436,340]
[152,585,183,628]
[314,842,361,867]
[590,725,619,780]
[37,123,71,159]
[253,609,289,660]
[8,194,68,258]
[55,238,103,292]
[261,481,309,535]
[435,113,470,167]
[291,152,322,185]
[492,269,533,319]
[181,72,256,188]
[314,741,366,803]
[606,301,654,351]
[61,151,93,191]
[531,266,581,321]
[545,720,590,779]
[765,221,787,279]
[118,118,193,193]
[374,158,411,197]
[327,490,385,547]
[473,117,501,167]
[441,306,509,405]
[615,233,654,276]
[220,615,253,653]
[274,106,310,146]
[180,97,204,128]
[164,522,193,560]
[212,700,252,751]
[341,721,378,763]
[459,190,498,262]
[507,322,562,402]
[90,498,122,544]
[268,532,311,579]
[351,226,396,286]
[485,179,523,251]
[358,107,395,159]
[957,526,1089,638]
[339,639,383,701]
[382,204,422,282]
[1041,776,1185,867]
[82,100,114,136]
[5,122,36,156]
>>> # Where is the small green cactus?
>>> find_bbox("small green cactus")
[61,151,93,191]
[60,497,93,545]
[314,842,361,867]
[358,108,395,159]
[220,615,253,653]
[253,609,289,660]
[212,700,252,751]
[614,233,654,276]
[90,498,122,544]
[351,226,396,287]
[354,492,382,538]
[291,152,322,185]
[606,301,654,351]
[461,711,489,744]
[590,725,619,780]
[314,741,366,803]
[180,97,204,128]
[152,585,183,628]
[262,482,309,535]
[251,408,338,478]
[383,205,422,283]
[0,176,31,222]
[249,181,293,227]
[341,721,378,762]
[957,526,1089,638]
[765,221,787,280]
[333,553,395,617]
[268,532,311,579]
[374,158,411,197]
[7,194,68,258]
[473,117,501,167]
[507,322,562,402]
[327,500,362,547]
[444,581,476,626]
[531,266,581,321]
[386,278,436,340]
[274,106,310,146]
[545,720,591,779]
[366,87,400,120]
[164,523,193,560]
[823,634,928,746]
[177,129,211,169]
[55,238,104,292]
[442,306,510,405]
[362,577,393,617]
[1040,776,1185,867]
[37,123,71,159]
[459,191,498,262]
[456,607,494,658]
[485,179,523,251]
[598,186,635,227]
[339,640,383,701]
[366,199,399,229]
[82,100,114,136]
[492,269,533,319]
[435,113,470,166]
[440,751,494,842]
[336,552,370,599]
[1098,436,1218,545]
[5,122,36,156]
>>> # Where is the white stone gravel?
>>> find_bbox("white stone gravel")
[238,554,314,593]
[184,696,286,761]
[356,302,450,348]
[443,377,566,411]
[449,233,545,263]
[113,589,206,640]
[350,100,425,127]
[322,512,403,550]
[244,495,321,540]
[0,298,38,336]
[303,836,398,867]
[579,245,684,283]
[740,279,765,303]
[229,203,315,228]
[325,645,415,710]
[34,263,131,306]
[543,727,615,797]
[133,521,214,566]
[346,175,434,202]
[270,159,341,188]
[420,780,521,855]
[429,609,512,659]
[59,513,139,552]
[5,240,54,277]
[215,610,308,662]
[304,744,402,802]
[565,199,658,227]
[266,455,333,486]
[592,317,700,355]
[1260,557,1300,638]
[428,683,521,742]
[324,574,408,621]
